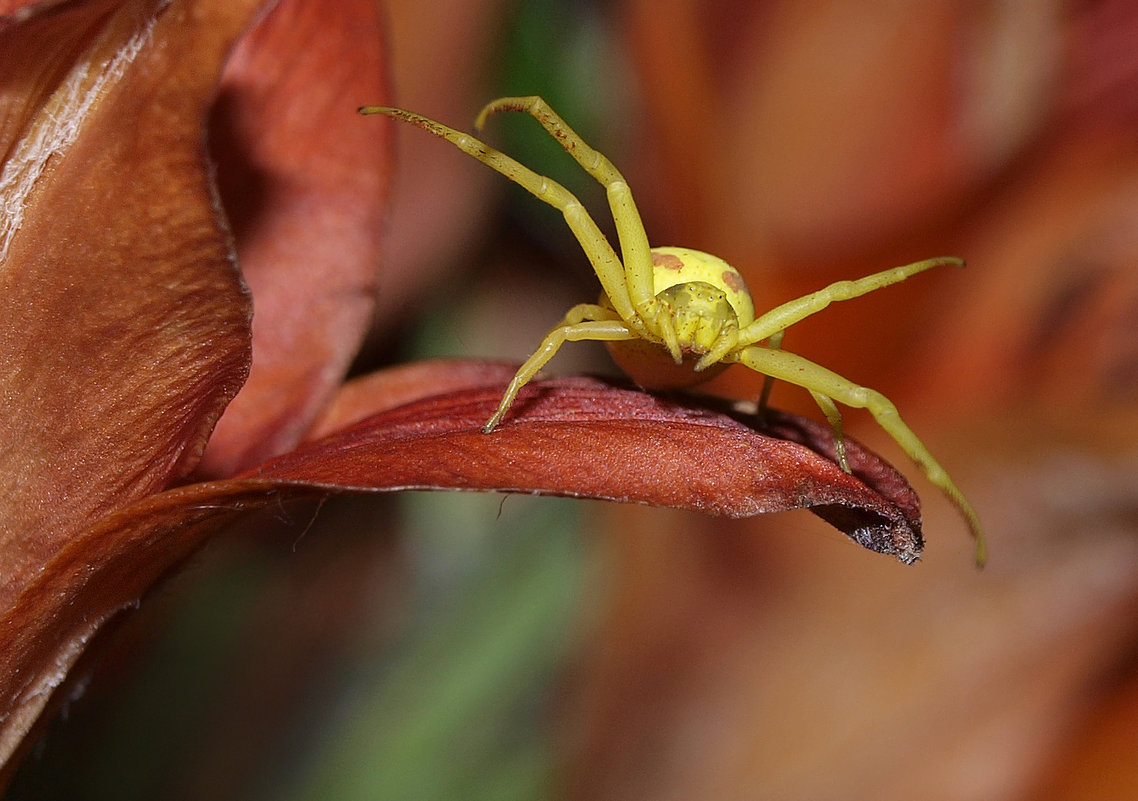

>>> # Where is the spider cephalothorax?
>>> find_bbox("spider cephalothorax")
[361,96,986,565]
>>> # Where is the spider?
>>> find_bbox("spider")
[360,96,986,565]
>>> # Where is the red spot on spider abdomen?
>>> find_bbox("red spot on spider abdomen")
[652,252,684,271]
[721,270,745,292]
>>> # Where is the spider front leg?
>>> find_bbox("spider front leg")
[738,257,962,485]
[734,257,964,348]
[359,104,643,334]
[483,305,635,433]
[475,97,676,353]
[734,345,987,566]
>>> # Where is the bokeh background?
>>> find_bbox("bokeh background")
[10,1,1138,799]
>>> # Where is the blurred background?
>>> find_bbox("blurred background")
[10,0,1138,799]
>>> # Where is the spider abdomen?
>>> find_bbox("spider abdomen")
[606,335,730,389]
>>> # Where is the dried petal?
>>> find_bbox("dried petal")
[199,0,391,475]
[0,366,922,773]
[0,0,260,597]
[252,375,923,559]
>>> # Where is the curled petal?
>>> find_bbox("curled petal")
[0,0,259,599]
[198,0,391,475]
[251,374,924,560]
[0,367,922,775]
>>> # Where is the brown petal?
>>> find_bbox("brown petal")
[304,359,524,439]
[197,0,391,476]
[0,368,921,776]
[249,374,924,560]
[0,0,262,748]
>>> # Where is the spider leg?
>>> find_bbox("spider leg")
[561,303,616,325]
[483,309,635,433]
[476,97,660,332]
[756,330,785,419]
[755,332,849,471]
[808,390,849,472]
[736,257,964,348]
[734,345,986,565]
[360,106,642,332]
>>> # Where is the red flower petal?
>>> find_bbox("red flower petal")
[0,0,264,770]
[198,0,391,475]
[249,375,924,561]
[0,365,923,774]
[0,0,260,593]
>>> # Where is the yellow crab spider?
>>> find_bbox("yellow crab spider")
[359,96,986,566]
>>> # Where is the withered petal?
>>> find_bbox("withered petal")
[0,0,261,628]
[247,375,924,562]
[0,368,922,776]
[198,0,391,476]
